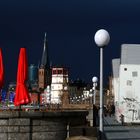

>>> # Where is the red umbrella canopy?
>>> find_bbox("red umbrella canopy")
[0,48,4,89]
[14,48,30,106]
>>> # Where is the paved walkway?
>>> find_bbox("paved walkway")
[66,136,97,140]
[103,116,140,140]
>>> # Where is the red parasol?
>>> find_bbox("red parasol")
[14,48,30,106]
[0,48,4,90]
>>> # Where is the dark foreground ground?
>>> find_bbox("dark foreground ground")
[66,136,97,140]
[104,116,140,140]
[67,115,140,140]
[66,125,98,140]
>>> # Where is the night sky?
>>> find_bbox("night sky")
[0,0,140,88]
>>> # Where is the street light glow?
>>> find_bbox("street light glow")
[92,76,98,83]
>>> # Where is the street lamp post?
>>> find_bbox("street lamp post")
[94,29,110,134]
[89,89,93,104]
[92,76,98,105]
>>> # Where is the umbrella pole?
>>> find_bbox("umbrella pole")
[19,105,21,117]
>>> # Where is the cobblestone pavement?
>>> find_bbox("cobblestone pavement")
[103,116,140,140]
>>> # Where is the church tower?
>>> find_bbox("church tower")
[38,33,51,89]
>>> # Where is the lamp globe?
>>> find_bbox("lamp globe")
[92,76,98,83]
[94,29,110,47]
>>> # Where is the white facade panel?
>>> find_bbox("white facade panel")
[113,77,119,103]
[118,64,140,123]
[113,77,120,121]
[112,58,120,78]
[52,75,68,83]
[51,90,62,104]
[121,44,140,65]
[52,75,64,83]
[51,84,63,90]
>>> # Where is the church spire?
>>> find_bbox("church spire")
[38,32,51,89]
[40,32,50,68]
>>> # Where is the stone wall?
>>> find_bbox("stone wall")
[0,110,88,140]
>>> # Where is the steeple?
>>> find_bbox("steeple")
[40,33,50,69]
[38,33,51,89]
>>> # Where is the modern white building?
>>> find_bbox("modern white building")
[51,67,69,104]
[112,59,120,121]
[112,44,140,123]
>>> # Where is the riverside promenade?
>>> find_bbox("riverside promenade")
[103,116,140,140]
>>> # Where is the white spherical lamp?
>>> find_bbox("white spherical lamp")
[64,86,68,90]
[90,89,93,92]
[94,29,110,47]
[92,76,98,83]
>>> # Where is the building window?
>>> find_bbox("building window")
[126,80,132,86]
[53,70,57,74]
[124,68,127,71]
[58,70,62,74]
[132,71,138,77]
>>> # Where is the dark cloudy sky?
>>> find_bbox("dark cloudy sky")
[0,0,140,88]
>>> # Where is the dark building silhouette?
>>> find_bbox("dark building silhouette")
[28,64,38,83]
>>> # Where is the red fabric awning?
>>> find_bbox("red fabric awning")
[14,48,30,106]
[0,48,4,90]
